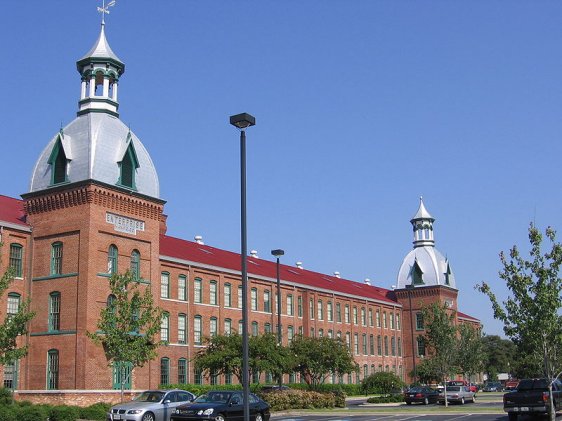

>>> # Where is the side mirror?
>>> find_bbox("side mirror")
[163,400,171,404]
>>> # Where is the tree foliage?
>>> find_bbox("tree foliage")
[477,224,562,380]
[477,224,562,420]
[481,335,516,380]
[194,333,292,385]
[360,371,404,395]
[289,335,357,390]
[415,358,442,385]
[0,266,35,365]
[457,323,485,382]
[87,271,163,396]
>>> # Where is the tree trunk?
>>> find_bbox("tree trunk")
[549,383,555,421]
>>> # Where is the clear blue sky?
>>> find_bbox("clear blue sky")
[3,1,562,337]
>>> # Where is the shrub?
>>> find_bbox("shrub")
[366,394,404,403]
[49,405,79,421]
[17,404,50,421]
[165,383,243,396]
[260,389,340,411]
[0,405,17,421]
[79,402,112,421]
[288,382,361,396]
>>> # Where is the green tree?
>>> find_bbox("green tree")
[456,323,485,384]
[477,224,562,420]
[415,358,442,385]
[289,335,357,390]
[87,271,164,401]
[481,335,516,379]
[0,266,35,365]
[361,371,404,396]
[194,333,291,385]
[421,302,458,407]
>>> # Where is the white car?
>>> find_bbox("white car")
[108,389,196,421]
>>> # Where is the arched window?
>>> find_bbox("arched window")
[9,244,23,278]
[287,326,294,344]
[178,358,188,384]
[251,288,257,311]
[51,242,63,275]
[46,349,59,390]
[263,290,271,313]
[178,275,187,301]
[130,250,140,280]
[224,283,232,307]
[225,318,232,335]
[210,317,218,337]
[49,292,61,332]
[194,278,202,303]
[194,315,202,344]
[108,245,118,275]
[317,300,323,320]
[6,293,20,318]
[161,272,170,298]
[209,281,217,305]
[160,357,170,386]
[118,135,139,189]
[287,294,294,316]
[251,321,258,337]
[160,313,169,342]
[178,314,187,344]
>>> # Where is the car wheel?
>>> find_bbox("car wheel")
[255,413,264,421]
[460,397,465,405]
[141,413,155,421]
[472,395,476,403]
[406,401,411,405]
[215,414,226,421]
[423,397,429,405]
[508,413,518,421]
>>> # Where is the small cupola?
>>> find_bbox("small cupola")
[76,17,124,117]
[411,196,435,248]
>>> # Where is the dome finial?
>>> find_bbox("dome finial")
[97,0,116,26]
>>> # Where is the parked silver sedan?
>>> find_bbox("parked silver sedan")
[108,389,196,421]
[437,385,476,405]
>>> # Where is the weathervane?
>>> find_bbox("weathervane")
[97,0,116,25]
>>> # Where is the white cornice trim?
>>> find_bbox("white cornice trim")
[0,221,31,233]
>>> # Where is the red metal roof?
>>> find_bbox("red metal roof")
[160,234,398,305]
[457,310,480,322]
[0,195,28,228]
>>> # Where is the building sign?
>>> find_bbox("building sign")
[106,212,145,235]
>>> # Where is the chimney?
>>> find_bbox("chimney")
[250,250,259,258]
[334,271,341,278]
[194,235,204,245]
[296,261,303,269]
[364,278,371,286]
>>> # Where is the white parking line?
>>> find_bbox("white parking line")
[444,415,473,420]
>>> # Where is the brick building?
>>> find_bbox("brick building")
[0,21,479,405]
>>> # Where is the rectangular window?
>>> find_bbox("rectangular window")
[369,309,373,326]
[178,359,187,384]
[417,336,426,356]
[377,336,382,356]
[51,243,63,275]
[362,333,367,354]
[416,313,424,330]
[194,368,203,385]
[9,244,23,278]
[391,336,396,356]
[327,301,333,321]
[298,296,303,317]
[238,320,243,335]
[396,313,401,330]
[287,295,294,316]
[344,305,350,323]
[160,358,170,386]
[383,312,387,329]
[336,303,341,323]
[251,288,257,311]
[361,308,366,326]
[194,279,202,303]
[49,293,60,331]
[309,298,314,319]
[369,334,375,355]
[178,275,187,301]
[384,336,389,356]
[345,332,351,349]
[264,290,271,313]
[194,316,202,345]
[3,361,17,389]
[210,281,217,305]
[238,286,243,309]
[47,350,59,390]
[318,300,323,320]
[130,251,140,280]
[252,322,259,337]
[178,314,187,344]
[224,319,232,335]
[354,333,359,355]
[376,310,381,327]
[390,312,395,329]
[224,284,232,307]
[160,272,170,298]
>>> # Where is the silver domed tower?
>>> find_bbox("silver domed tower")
[396,198,456,289]
[29,22,159,199]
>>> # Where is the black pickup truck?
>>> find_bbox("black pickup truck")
[503,378,562,420]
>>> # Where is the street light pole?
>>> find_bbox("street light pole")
[230,112,255,421]
[271,248,284,388]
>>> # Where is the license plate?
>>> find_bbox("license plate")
[113,415,121,420]
[520,407,529,412]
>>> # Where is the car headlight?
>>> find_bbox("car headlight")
[127,409,144,414]
[175,409,180,414]
[197,408,214,416]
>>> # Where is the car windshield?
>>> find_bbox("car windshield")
[194,392,231,404]
[447,386,461,392]
[408,387,423,393]
[134,391,165,402]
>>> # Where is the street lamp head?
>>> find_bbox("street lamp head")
[271,249,285,257]
[230,113,256,129]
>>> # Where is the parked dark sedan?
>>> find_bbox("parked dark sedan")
[170,391,270,421]
[404,386,439,405]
